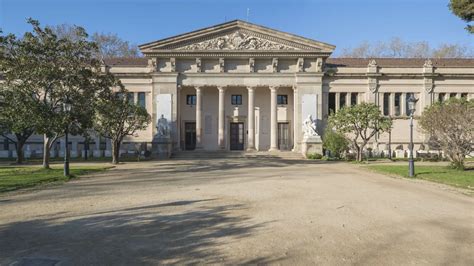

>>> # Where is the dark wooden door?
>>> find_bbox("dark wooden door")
[278,122,290,150]
[185,122,196,150]
[230,122,244,150]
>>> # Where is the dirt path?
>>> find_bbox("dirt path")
[1,158,473,265]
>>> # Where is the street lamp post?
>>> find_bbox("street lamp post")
[63,101,72,177]
[388,116,392,160]
[407,95,417,177]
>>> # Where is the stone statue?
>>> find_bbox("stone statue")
[423,59,433,68]
[170,58,176,72]
[272,58,278,73]
[157,114,169,137]
[303,115,319,138]
[368,59,377,67]
[249,58,255,73]
[297,58,304,72]
[196,58,202,72]
[219,58,225,73]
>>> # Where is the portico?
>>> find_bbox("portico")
[178,84,297,151]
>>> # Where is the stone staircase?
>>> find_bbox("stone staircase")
[171,150,305,160]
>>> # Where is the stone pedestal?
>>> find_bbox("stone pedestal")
[301,136,323,158]
[152,136,172,159]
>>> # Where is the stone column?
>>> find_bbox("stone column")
[335,93,340,112]
[217,86,226,149]
[401,93,406,116]
[292,86,298,151]
[389,93,395,116]
[269,86,278,151]
[247,86,256,150]
[195,86,203,149]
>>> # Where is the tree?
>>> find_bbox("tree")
[339,38,473,58]
[322,128,349,158]
[91,32,140,58]
[0,86,39,164]
[328,103,392,161]
[50,24,141,58]
[0,18,110,168]
[449,0,474,33]
[419,98,473,170]
[94,87,150,164]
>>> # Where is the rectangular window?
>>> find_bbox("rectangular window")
[186,95,196,105]
[328,93,336,114]
[450,93,457,98]
[127,92,134,105]
[138,92,146,108]
[350,93,358,106]
[277,95,288,104]
[339,93,347,108]
[394,93,401,116]
[231,95,242,105]
[383,93,390,116]
[438,93,446,102]
[277,95,288,105]
[115,92,124,100]
[461,93,468,99]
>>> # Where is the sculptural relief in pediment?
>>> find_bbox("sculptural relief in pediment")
[175,31,300,51]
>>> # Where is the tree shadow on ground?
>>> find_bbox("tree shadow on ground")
[0,199,275,265]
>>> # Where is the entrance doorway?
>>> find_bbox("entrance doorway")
[230,122,244,150]
[184,122,196,150]
[278,122,290,150]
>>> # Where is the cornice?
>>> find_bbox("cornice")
[144,51,331,58]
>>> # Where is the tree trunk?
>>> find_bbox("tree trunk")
[112,139,121,165]
[15,141,25,164]
[358,142,367,162]
[42,135,52,169]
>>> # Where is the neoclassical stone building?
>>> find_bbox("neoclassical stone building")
[1,20,473,158]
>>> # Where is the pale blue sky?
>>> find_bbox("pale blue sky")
[1,0,472,55]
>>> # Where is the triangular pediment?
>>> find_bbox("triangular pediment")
[139,20,335,54]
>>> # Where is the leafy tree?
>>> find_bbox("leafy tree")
[50,24,141,58]
[322,128,349,159]
[328,103,392,161]
[0,86,39,164]
[94,87,150,164]
[449,0,474,33]
[419,98,473,170]
[0,18,112,168]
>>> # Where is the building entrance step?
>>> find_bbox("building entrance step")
[171,150,304,160]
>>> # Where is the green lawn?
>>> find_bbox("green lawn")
[0,165,111,193]
[367,165,474,190]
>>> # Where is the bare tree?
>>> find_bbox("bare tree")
[91,32,140,58]
[50,23,141,58]
[338,38,473,58]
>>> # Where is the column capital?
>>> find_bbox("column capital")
[246,86,256,91]
[195,85,203,91]
[269,85,278,92]
[217,85,227,92]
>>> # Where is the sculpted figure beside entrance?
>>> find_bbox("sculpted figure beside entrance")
[303,115,319,138]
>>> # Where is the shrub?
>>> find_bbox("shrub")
[322,129,349,158]
[307,153,323,160]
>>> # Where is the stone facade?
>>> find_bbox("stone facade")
[1,20,473,158]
